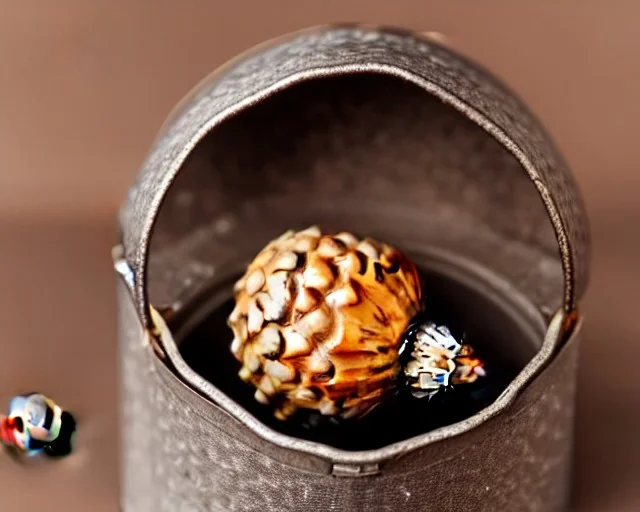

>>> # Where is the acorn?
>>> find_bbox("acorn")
[227,226,484,421]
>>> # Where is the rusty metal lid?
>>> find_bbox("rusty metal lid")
[119,24,590,330]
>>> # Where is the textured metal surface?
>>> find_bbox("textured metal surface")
[119,25,590,329]
[118,275,580,511]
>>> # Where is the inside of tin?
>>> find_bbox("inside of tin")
[143,71,564,446]
[148,73,563,322]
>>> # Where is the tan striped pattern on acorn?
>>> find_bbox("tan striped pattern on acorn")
[228,226,422,420]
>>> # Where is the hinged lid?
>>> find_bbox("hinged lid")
[119,25,590,331]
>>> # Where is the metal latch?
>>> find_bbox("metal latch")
[331,463,380,477]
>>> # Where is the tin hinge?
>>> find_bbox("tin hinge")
[331,463,380,477]
[112,245,136,292]
[113,246,167,360]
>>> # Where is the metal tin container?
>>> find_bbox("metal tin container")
[115,25,590,511]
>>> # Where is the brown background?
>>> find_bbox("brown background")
[0,2,638,510]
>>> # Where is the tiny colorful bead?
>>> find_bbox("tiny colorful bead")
[0,392,76,457]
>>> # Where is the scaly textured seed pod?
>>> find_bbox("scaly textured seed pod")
[228,226,422,420]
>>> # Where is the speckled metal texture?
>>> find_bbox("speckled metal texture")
[117,25,590,512]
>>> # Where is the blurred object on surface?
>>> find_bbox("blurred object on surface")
[0,2,638,511]
[1,392,77,458]
[0,222,117,512]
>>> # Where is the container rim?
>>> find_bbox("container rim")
[115,248,567,466]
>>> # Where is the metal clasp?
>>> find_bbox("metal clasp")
[331,463,380,477]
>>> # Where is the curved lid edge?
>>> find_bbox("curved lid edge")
[119,25,591,328]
